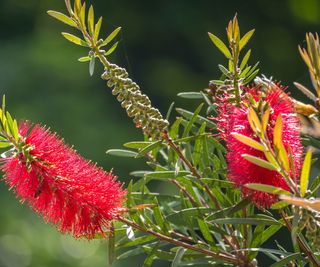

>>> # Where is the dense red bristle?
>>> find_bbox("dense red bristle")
[215,85,303,207]
[1,122,125,238]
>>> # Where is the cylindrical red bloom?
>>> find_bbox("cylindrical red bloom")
[216,85,303,207]
[1,122,125,238]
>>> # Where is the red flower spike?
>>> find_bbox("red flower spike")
[216,85,303,207]
[1,122,125,238]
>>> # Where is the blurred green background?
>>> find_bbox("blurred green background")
[0,0,319,266]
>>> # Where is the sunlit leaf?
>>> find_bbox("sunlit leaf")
[242,154,277,171]
[94,17,103,42]
[208,32,231,59]
[239,29,255,51]
[62,32,88,47]
[88,5,94,35]
[231,133,265,151]
[101,27,122,47]
[300,149,312,197]
[47,11,77,27]
[245,183,291,196]
[105,41,119,56]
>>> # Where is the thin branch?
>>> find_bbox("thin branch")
[117,215,239,265]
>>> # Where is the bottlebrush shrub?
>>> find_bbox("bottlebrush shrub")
[1,121,125,238]
[1,0,320,266]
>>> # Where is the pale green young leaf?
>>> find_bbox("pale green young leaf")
[231,133,265,151]
[273,115,289,172]
[47,11,77,28]
[79,2,86,30]
[94,17,103,42]
[101,27,122,47]
[300,149,312,197]
[105,41,119,56]
[88,5,94,35]
[62,32,88,47]
[106,149,138,158]
[0,142,11,148]
[245,183,291,195]
[247,107,262,134]
[78,56,91,62]
[177,92,203,99]
[262,107,270,135]
[74,0,82,16]
[242,154,277,171]
[208,32,231,59]
[240,49,251,70]
[89,56,95,76]
[239,29,255,51]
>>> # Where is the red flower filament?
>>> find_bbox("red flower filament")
[216,85,303,207]
[1,123,125,238]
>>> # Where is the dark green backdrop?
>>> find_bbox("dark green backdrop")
[0,0,319,266]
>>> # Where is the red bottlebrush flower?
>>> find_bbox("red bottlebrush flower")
[1,122,125,238]
[216,85,303,207]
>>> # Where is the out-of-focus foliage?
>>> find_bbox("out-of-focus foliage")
[1,0,320,266]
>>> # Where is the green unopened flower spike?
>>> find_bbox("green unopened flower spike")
[101,64,169,138]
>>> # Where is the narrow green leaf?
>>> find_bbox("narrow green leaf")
[232,133,265,151]
[171,248,186,267]
[240,49,251,70]
[243,68,259,84]
[166,102,175,121]
[0,142,11,148]
[300,149,312,197]
[74,0,82,15]
[193,122,206,166]
[142,242,160,267]
[177,92,203,99]
[245,183,291,196]
[105,41,119,56]
[101,27,122,47]
[176,106,215,129]
[270,253,302,267]
[94,17,103,42]
[89,56,95,76]
[270,201,289,210]
[106,149,138,158]
[242,154,277,171]
[117,235,156,248]
[250,224,282,251]
[135,140,163,158]
[145,171,190,180]
[129,171,151,177]
[78,56,91,62]
[239,29,255,50]
[61,32,88,47]
[212,217,281,225]
[182,103,204,138]
[88,5,94,35]
[47,11,77,27]
[167,208,215,226]
[79,2,86,29]
[208,32,231,58]
[197,219,214,243]
[124,141,153,149]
